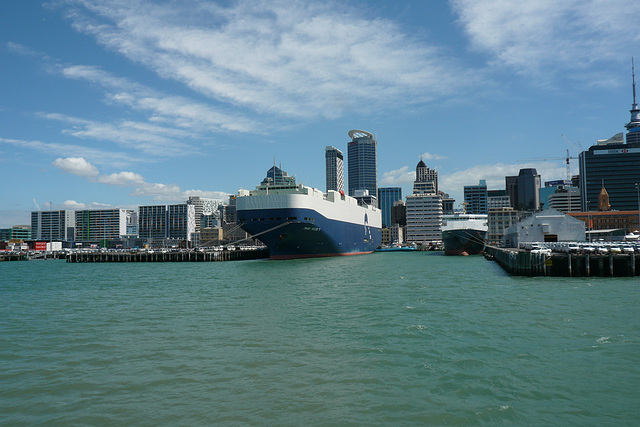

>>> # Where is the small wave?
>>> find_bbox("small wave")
[596,336,610,344]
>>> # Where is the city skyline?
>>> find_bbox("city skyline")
[2,1,640,228]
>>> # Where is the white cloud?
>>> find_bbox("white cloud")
[451,0,640,80]
[61,0,478,120]
[51,156,229,203]
[380,166,415,186]
[421,152,446,161]
[97,171,145,186]
[52,157,100,177]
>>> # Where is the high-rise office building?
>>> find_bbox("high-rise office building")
[579,61,640,211]
[487,189,511,210]
[517,168,541,211]
[75,209,131,242]
[325,146,344,192]
[139,204,195,242]
[347,129,377,197]
[505,175,519,209]
[377,187,402,228]
[31,210,75,241]
[464,180,488,214]
[413,160,438,194]
[187,196,222,233]
[405,193,442,243]
[579,141,640,211]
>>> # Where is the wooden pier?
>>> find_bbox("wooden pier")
[66,248,269,263]
[485,246,639,277]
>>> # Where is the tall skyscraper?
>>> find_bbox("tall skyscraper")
[325,146,344,192]
[377,187,402,228]
[579,63,640,211]
[413,160,438,194]
[347,129,377,197]
[517,168,541,211]
[626,58,640,144]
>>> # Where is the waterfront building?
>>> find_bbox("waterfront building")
[487,189,511,211]
[548,186,581,213]
[75,209,132,243]
[31,210,75,241]
[378,187,402,228]
[503,208,585,247]
[568,210,640,237]
[413,160,438,194]
[517,168,541,211]
[347,130,377,197]
[187,196,223,233]
[138,204,195,244]
[0,225,31,241]
[487,207,521,245]
[464,180,488,214]
[325,146,344,192]
[405,193,442,243]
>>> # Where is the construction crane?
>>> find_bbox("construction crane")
[562,134,583,152]
[33,198,41,211]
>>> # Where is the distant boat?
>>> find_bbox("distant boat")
[375,244,417,252]
[441,213,488,256]
[236,174,382,260]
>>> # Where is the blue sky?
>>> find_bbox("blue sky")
[1,0,639,227]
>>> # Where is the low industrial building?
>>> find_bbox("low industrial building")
[503,208,585,247]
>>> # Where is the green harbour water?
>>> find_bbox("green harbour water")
[1,252,639,425]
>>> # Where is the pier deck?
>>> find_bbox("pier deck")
[66,248,269,263]
[485,246,639,277]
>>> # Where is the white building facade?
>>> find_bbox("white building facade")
[406,193,442,243]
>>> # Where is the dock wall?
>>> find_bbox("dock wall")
[485,246,639,277]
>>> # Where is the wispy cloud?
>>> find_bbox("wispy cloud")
[59,0,478,120]
[58,65,260,133]
[43,112,198,157]
[451,0,640,82]
[0,136,142,168]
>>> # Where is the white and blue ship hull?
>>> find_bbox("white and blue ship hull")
[237,187,381,259]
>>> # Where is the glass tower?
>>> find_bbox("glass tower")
[377,187,402,228]
[347,130,377,197]
[325,146,344,192]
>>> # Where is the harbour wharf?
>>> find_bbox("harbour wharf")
[66,248,269,263]
[485,246,640,277]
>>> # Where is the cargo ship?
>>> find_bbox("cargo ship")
[236,167,382,259]
[441,214,488,256]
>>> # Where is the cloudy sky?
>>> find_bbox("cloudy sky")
[1,0,639,227]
